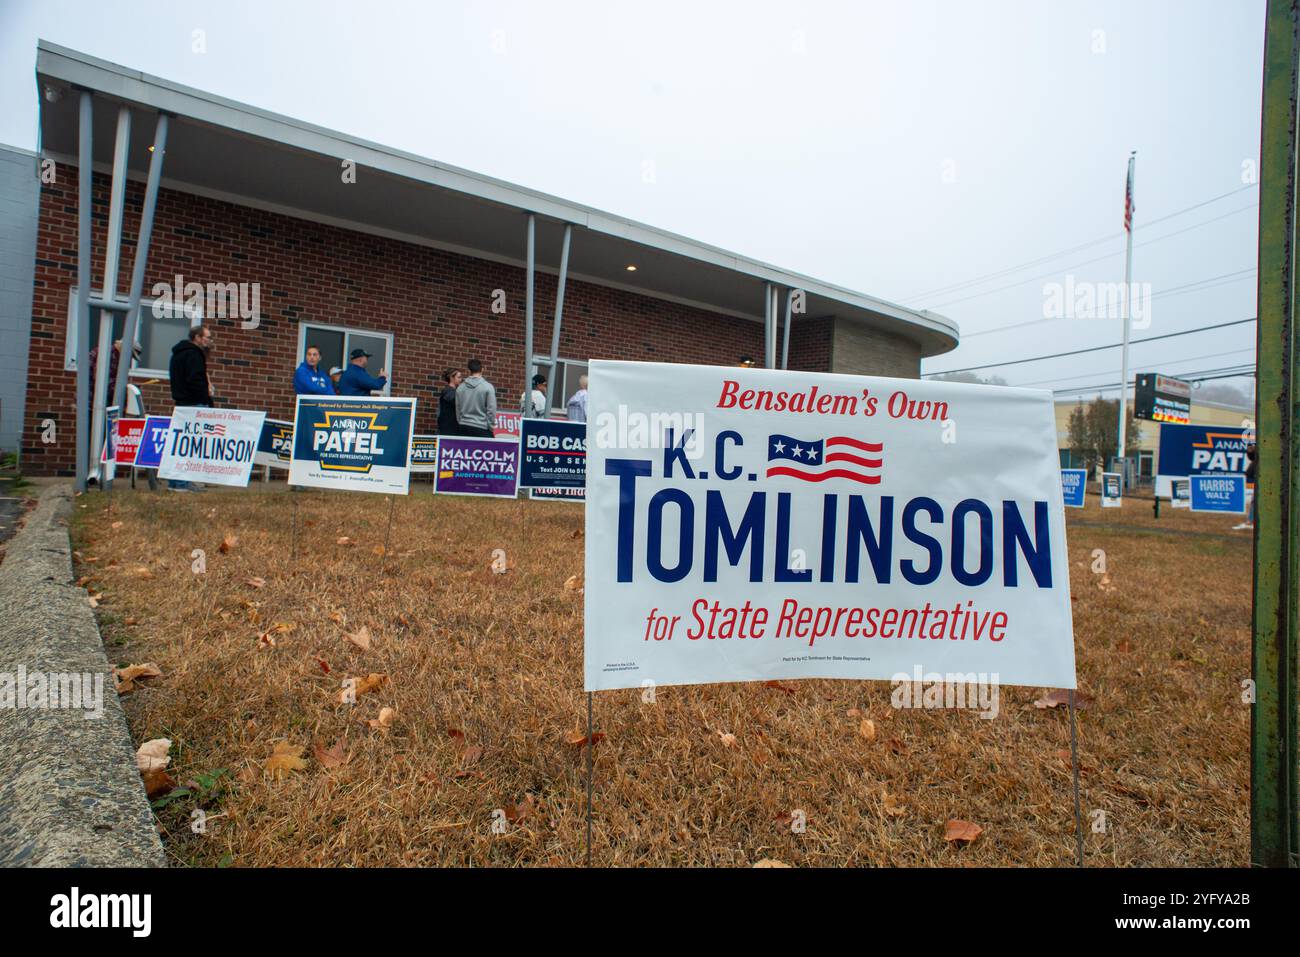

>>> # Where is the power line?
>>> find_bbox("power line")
[923,316,1257,376]
[921,208,1258,312]
[905,183,1258,302]
[1016,347,1257,388]
[1052,366,1256,396]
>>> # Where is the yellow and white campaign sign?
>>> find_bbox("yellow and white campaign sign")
[583,360,1076,692]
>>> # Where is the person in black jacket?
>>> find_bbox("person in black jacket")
[438,367,463,435]
[167,325,214,491]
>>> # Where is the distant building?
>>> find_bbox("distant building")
[1054,394,1253,482]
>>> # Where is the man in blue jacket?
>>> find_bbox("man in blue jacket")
[293,346,334,395]
[337,348,388,396]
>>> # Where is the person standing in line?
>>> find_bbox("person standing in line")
[455,358,497,438]
[566,374,588,423]
[337,348,388,396]
[294,345,334,395]
[521,373,548,418]
[167,324,214,492]
[438,367,463,435]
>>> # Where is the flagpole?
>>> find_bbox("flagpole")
[1117,152,1136,484]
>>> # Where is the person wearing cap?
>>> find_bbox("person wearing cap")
[328,366,343,393]
[293,345,334,395]
[337,348,388,396]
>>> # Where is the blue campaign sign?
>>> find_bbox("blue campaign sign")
[288,395,416,495]
[1060,469,1087,508]
[132,415,172,469]
[255,418,294,468]
[1156,423,1252,497]
[519,418,586,489]
[1190,474,1246,513]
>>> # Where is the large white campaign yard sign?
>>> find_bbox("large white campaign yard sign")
[584,361,1076,692]
[158,406,265,487]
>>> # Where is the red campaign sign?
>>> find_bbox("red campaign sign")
[101,417,147,465]
[493,411,522,438]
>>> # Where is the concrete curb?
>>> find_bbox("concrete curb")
[0,483,165,866]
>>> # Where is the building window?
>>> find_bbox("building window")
[65,290,203,378]
[297,321,393,395]
[532,356,588,416]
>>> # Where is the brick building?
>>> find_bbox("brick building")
[13,42,958,479]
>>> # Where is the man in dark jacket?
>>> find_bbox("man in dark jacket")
[438,367,463,435]
[337,348,388,396]
[167,325,213,491]
[170,325,213,406]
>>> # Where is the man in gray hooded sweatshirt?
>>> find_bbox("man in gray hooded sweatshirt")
[455,358,497,437]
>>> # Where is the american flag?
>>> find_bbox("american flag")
[1123,156,1136,233]
[765,434,883,485]
[202,423,227,436]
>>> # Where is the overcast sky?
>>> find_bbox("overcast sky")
[0,0,1265,404]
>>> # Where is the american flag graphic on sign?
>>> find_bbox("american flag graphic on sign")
[202,423,227,436]
[765,434,883,485]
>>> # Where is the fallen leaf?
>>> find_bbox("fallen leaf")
[266,741,308,779]
[882,792,907,817]
[345,626,372,651]
[142,769,176,798]
[372,545,386,557]
[367,707,397,730]
[858,718,877,742]
[336,536,354,546]
[447,728,465,740]
[111,521,123,530]
[565,730,606,748]
[719,732,737,748]
[461,745,483,767]
[272,622,296,634]
[504,794,536,822]
[944,819,983,846]
[753,859,791,868]
[131,565,154,579]
[244,577,267,589]
[135,738,172,773]
[564,574,583,592]
[570,528,584,539]
[887,737,909,756]
[846,707,861,718]
[257,630,276,648]
[314,655,331,674]
[115,662,163,693]
[329,610,346,625]
[764,680,796,695]
[219,534,237,554]
[1034,689,1092,710]
[338,672,389,703]
[314,739,349,769]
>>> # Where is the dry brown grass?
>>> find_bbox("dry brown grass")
[71,482,1252,867]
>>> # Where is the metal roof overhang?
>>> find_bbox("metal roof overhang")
[34,40,959,358]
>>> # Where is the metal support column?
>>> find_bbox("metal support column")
[546,223,572,399]
[74,91,93,493]
[523,214,535,410]
[781,288,793,370]
[113,112,169,414]
[1252,0,1300,868]
[91,106,131,485]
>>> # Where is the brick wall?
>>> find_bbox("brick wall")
[24,166,909,475]
[831,317,922,380]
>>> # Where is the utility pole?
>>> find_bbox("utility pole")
[1251,0,1299,868]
